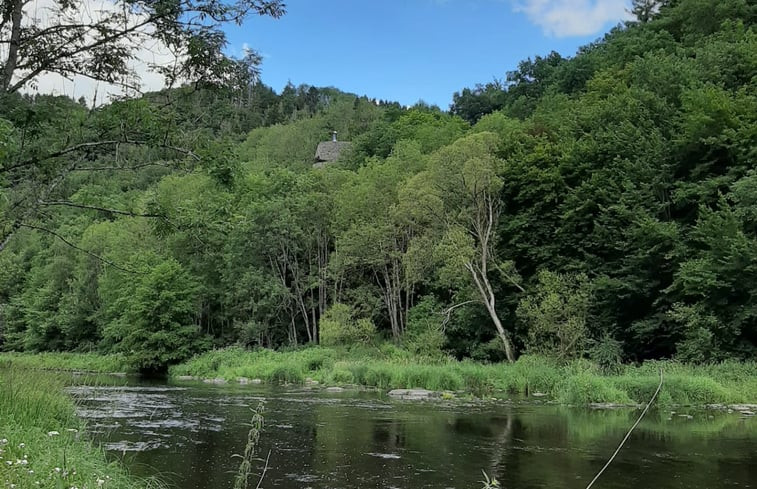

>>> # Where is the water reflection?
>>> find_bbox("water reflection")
[68,379,757,489]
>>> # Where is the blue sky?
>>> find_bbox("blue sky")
[226,0,634,109]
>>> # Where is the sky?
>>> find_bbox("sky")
[24,0,635,108]
[226,0,634,108]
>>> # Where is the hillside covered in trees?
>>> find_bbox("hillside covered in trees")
[1,0,755,373]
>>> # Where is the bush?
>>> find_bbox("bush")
[269,364,304,384]
[518,270,592,362]
[404,296,446,358]
[589,334,624,374]
[319,303,376,346]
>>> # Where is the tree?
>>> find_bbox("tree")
[408,132,521,362]
[630,0,664,23]
[104,258,207,374]
[0,0,285,94]
[331,141,428,340]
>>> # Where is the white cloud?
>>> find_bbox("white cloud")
[512,0,633,37]
[9,0,177,104]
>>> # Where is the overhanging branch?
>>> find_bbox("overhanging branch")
[19,223,139,274]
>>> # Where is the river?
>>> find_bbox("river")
[67,377,757,489]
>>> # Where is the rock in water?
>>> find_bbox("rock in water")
[387,389,440,400]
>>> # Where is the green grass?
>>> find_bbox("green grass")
[0,352,131,373]
[0,367,154,489]
[170,346,757,406]
[5,347,755,406]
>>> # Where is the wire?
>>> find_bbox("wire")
[584,368,664,489]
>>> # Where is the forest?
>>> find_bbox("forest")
[1,0,756,374]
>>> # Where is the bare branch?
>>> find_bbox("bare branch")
[1,139,199,174]
[19,223,139,273]
[38,200,166,218]
[440,300,479,331]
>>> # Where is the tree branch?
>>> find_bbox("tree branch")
[1,139,199,174]
[38,201,166,218]
[19,223,138,273]
[440,300,479,331]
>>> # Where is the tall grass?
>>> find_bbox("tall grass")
[0,352,131,373]
[171,346,757,406]
[0,367,148,489]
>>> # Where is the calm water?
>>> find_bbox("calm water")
[67,378,757,489]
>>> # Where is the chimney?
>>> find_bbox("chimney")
[331,130,338,142]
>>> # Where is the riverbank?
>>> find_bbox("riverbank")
[0,367,149,489]
[0,352,130,374]
[169,346,757,406]
[4,347,757,406]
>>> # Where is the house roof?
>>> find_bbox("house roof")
[314,141,352,163]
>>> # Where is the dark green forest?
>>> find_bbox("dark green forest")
[1,0,756,372]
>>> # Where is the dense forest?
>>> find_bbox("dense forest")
[1,0,755,373]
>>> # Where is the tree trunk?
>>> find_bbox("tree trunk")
[1,0,24,92]
[467,261,515,363]
[379,267,401,340]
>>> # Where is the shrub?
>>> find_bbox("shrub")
[518,270,592,362]
[269,364,304,384]
[589,334,624,374]
[404,296,447,358]
[319,303,376,346]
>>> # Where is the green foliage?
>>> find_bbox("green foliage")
[0,352,130,373]
[169,346,757,405]
[105,259,209,373]
[319,304,375,346]
[0,118,15,166]
[404,296,446,358]
[518,271,592,361]
[2,1,757,375]
[557,373,632,405]
[588,334,624,374]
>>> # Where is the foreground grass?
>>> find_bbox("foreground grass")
[0,352,130,373]
[170,346,757,406]
[0,367,153,489]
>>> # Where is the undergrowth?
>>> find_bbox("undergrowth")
[169,346,757,406]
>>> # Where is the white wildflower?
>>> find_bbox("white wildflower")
[47,431,60,437]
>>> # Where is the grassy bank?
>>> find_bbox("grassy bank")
[170,346,757,406]
[0,352,130,373]
[0,367,151,489]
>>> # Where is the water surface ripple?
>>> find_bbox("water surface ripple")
[69,379,757,489]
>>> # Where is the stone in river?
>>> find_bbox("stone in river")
[387,388,440,400]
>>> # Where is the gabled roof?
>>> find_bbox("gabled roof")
[315,141,351,163]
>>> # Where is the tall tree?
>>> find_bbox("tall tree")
[407,133,521,362]
[0,0,285,94]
